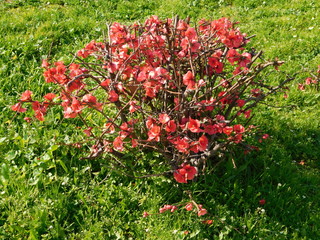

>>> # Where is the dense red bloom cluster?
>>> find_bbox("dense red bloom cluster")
[12,16,290,183]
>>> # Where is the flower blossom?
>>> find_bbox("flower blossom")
[174,163,197,183]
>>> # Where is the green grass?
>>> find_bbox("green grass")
[0,0,319,239]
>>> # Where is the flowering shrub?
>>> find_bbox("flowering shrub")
[12,16,292,183]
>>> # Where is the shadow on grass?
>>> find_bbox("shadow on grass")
[193,114,320,239]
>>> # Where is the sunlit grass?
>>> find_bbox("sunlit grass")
[0,0,319,239]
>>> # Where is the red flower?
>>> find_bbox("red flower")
[115,82,124,92]
[229,133,243,144]
[177,20,188,30]
[305,77,312,85]
[190,141,200,153]
[104,122,115,134]
[185,27,197,40]
[100,78,111,87]
[82,94,102,110]
[198,135,208,151]
[159,205,176,213]
[142,211,149,218]
[147,125,161,142]
[43,93,56,101]
[83,127,93,136]
[180,37,201,53]
[32,101,47,121]
[202,220,213,225]
[24,117,32,123]
[108,90,119,102]
[61,97,82,119]
[185,203,193,211]
[233,124,245,134]
[41,59,50,68]
[131,138,138,148]
[220,29,244,48]
[199,99,215,111]
[198,208,207,216]
[170,205,178,212]
[137,70,147,82]
[187,118,201,133]
[243,110,251,119]
[63,107,76,118]
[204,124,221,135]
[298,83,305,91]
[190,39,201,52]
[11,102,27,112]
[165,120,177,133]
[77,40,104,58]
[208,57,224,73]
[174,164,197,183]
[120,122,130,131]
[172,136,190,153]
[143,80,162,98]
[71,97,83,113]
[173,172,187,183]
[236,99,245,107]
[220,79,230,88]
[223,126,233,135]
[129,101,140,113]
[226,49,241,65]
[251,88,262,97]
[159,113,170,124]
[146,117,155,129]
[259,199,266,205]
[238,52,251,67]
[83,94,97,104]
[259,133,269,143]
[77,49,89,59]
[20,90,33,102]
[34,110,45,121]
[66,79,84,92]
[183,71,196,90]
[113,136,124,151]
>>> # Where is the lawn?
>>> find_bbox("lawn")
[0,0,319,239]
